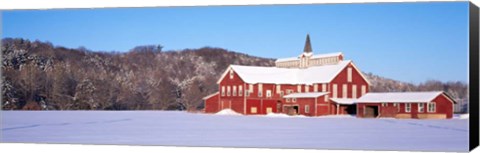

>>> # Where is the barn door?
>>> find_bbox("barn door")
[364,106,379,118]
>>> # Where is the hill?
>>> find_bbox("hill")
[1,38,468,112]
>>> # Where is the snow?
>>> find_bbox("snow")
[356,91,444,103]
[453,114,469,119]
[330,98,357,105]
[275,52,342,62]
[215,109,241,115]
[229,60,351,85]
[283,92,328,98]
[1,111,468,152]
[311,52,343,59]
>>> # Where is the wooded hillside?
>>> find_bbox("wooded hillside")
[1,38,468,112]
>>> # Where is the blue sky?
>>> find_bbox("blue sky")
[2,2,469,84]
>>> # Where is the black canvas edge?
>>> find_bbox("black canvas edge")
[470,1,480,151]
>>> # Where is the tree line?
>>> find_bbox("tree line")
[1,38,468,112]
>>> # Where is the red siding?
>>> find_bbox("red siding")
[204,93,220,113]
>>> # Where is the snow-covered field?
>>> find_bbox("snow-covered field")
[1,111,468,152]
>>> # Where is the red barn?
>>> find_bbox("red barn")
[203,34,371,116]
[202,34,456,119]
[356,91,456,119]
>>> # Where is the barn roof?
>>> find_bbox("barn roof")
[221,60,354,85]
[356,91,454,103]
[283,92,329,98]
[330,98,357,105]
[275,52,342,63]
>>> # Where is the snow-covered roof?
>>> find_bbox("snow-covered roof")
[225,60,352,85]
[202,92,219,100]
[311,52,342,59]
[356,91,447,103]
[283,92,329,98]
[275,57,298,63]
[275,52,342,63]
[330,98,357,105]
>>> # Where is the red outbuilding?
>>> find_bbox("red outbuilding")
[356,91,456,119]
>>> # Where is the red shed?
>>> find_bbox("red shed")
[356,91,456,119]
[203,92,219,113]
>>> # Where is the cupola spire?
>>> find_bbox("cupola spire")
[303,34,312,53]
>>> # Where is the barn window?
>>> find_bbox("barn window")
[382,103,387,107]
[229,70,234,79]
[352,85,357,99]
[239,86,243,96]
[342,84,348,98]
[305,105,310,113]
[232,86,237,96]
[324,95,329,102]
[405,103,411,112]
[305,85,310,92]
[276,85,281,94]
[428,102,436,112]
[258,84,263,97]
[297,85,302,92]
[266,90,272,98]
[286,98,290,102]
[292,98,297,102]
[314,84,318,92]
[266,107,273,113]
[322,84,327,92]
[287,89,293,94]
[393,103,399,112]
[280,91,285,97]
[418,103,425,112]
[332,84,338,98]
[347,67,353,82]
[251,107,257,114]
[221,86,225,96]
[249,84,253,93]
[227,86,231,96]
[361,85,366,96]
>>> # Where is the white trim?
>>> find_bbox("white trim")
[305,105,310,113]
[342,84,347,98]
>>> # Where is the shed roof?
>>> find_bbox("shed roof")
[283,92,329,98]
[330,98,357,105]
[356,91,449,103]
[202,92,219,100]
